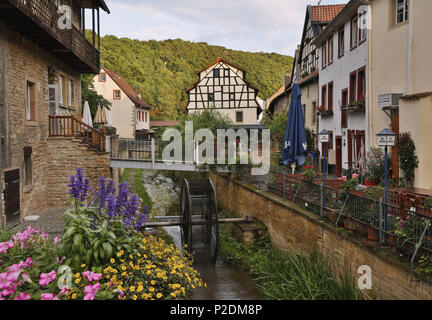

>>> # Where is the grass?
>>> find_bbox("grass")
[121,169,153,211]
[218,211,365,300]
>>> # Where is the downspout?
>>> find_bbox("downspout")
[407,0,414,94]
[367,1,373,149]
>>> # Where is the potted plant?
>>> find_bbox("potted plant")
[302,165,321,184]
[318,105,334,118]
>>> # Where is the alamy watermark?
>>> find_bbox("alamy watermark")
[161,121,271,176]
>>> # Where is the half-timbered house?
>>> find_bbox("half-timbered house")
[185,58,262,126]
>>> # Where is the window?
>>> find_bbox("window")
[26,81,36,121]
[338,27,345,58]
[357,67,366,101]
[113,90,121,100]
[236,111,243,123]
[351,15,358,49]
[341,89,348,129]
[302,104,306,124]
[213,69,220,78]
[145,111,148,122]
[23,147,32,187]
[58,75,65,105]
[230,93,235,101]
[208,93,214,101]
[321,85,327,109]
[99,72,106,82]
[312,101,317,124]
[328,82,333,111]
[396,0,409,24]
[224,69,230,77]
[349,71,357,102]
[322,42,327,69]
[359,9,367,43]
[67,79,74,107]
[328,37,334,65]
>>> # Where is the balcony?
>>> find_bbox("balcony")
[0,0,109,73]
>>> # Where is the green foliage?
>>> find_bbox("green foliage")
[425,197,432,211]
[339,178,360,201]
[58,208,142,272]
[94,36,293,119]
[397,132,418,186]
[302,165,321,183]
[218,230,364,300]
[264,110,286,153]
[81,74,112,118]
[121,169,153,212]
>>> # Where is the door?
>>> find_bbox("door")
[4,169,20,225]
[336,137,343,177]
[48,85,59,135]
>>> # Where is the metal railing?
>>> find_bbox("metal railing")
[236,167,432,279]
[112,138,162,161]
[48,115,106,151]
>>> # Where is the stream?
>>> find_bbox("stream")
[141,170,261,300]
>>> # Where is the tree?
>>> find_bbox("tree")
[81,74,112,118]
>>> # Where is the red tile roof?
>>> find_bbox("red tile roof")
[102,67,153,109]
[311,4,345,22]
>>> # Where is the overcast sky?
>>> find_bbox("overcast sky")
[96,0,349,56]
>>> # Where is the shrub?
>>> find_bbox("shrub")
[365,147,385,184]
[397,132,419,186]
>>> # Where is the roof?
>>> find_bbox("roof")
[196,57,246,75]
[102,67,153,109]
[75,0,110,13]
[311,4,346,22]
[150,120,180,127]
[313,0,368,47]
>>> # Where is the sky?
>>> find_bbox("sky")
[94,0,349,56]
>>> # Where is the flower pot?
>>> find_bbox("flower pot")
[367,226,379,241]
[356,222,368,237]
[344,218,357,231]
[364,180,377,187]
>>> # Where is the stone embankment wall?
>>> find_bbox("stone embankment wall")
[212,174,432,300]
[46,137,110,207]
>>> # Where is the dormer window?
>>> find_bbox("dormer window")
[213,69,220,78]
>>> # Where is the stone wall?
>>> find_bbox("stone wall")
[212,174,432,300]
[1,25,85,221]
[46,137,110,208]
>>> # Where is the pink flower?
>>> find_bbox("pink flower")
[41,293,59,300]
[83,283,101,300]
[14,292,30,300]
[19,273,32,286]
[59,287,70,296]
[82,271,102,282]
[341,176,347,181]
[0,241,14,254]
[39,270,56,287]
[352,174,358,180]
[114,288,124,298]
[54,237,61,245]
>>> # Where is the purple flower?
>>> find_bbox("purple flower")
[68,168,91,207]
[0,241,14,254]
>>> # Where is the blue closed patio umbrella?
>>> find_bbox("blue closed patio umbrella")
[282,83,308,172]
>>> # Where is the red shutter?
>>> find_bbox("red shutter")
[328,82,333,111]
[145,111,148,122]
[348,130,353,166]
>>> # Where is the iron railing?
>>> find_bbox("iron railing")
[112,138,162,161]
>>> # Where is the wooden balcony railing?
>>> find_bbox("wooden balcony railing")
[6,0,99,71]
[49,115,106,152]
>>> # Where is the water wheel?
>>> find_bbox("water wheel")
[180,178,219,264]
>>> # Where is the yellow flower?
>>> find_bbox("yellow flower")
[170,292,176,298]
[74,278,81,284]
[132,295,138,300]
[150,280,156,285]
[149,287,155,292]
[81,264,86,268]
[146,270,151,275]
[137,285,143,293]
[156,293,162,299]
[74,273,80,278]
[110,258,115,264]
[71,294,77,299]
[130,286,136,292]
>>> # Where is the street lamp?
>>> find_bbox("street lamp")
[376,128,397,239]
[319,129,330,209]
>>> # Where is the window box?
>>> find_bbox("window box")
[318,105,334,118]
[340,100,365,113]
[301,71,309,79]
[310,66,316,73]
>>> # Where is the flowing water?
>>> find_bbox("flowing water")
[141,170,261,300]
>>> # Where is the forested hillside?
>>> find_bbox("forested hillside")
[97,36,293,119]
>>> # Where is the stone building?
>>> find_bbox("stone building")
[0,0,110,226]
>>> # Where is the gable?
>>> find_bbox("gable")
[185,59,261,113]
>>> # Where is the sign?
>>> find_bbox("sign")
[319,134,329,143]
[377,134,396,147]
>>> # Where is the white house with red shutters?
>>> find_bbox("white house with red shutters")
[313,1,369,177]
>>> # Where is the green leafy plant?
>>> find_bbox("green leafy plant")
[365,148,386,184]
[424,197,432,211]
[397,132,419,186]
[302,165,321,183]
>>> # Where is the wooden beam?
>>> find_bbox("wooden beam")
[97,6,100,51]
[92,0,95,46]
